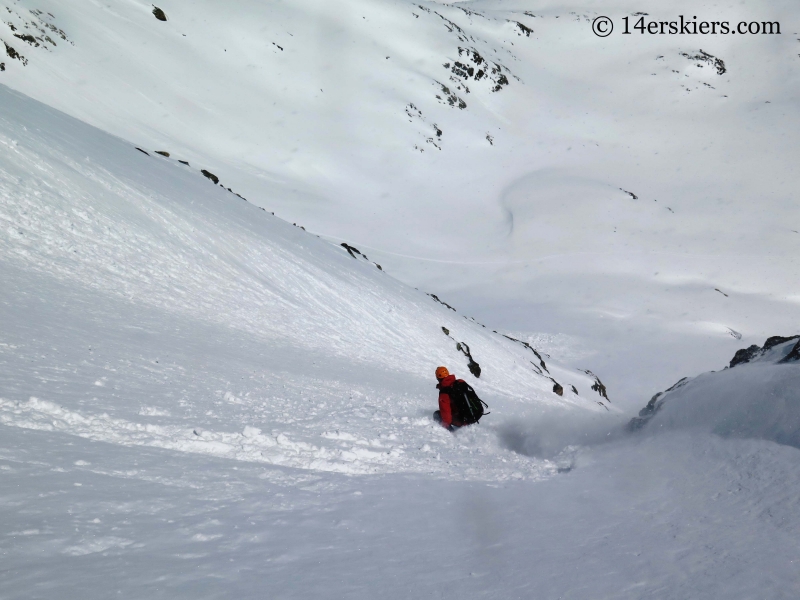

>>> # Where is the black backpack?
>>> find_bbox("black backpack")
[447,380,489,425]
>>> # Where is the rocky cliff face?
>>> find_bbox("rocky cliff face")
[729,335,800,368]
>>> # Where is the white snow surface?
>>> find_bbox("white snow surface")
[0,0,797,405]
[635,338,800,448]
[2,2,800,597]
[0,84,609,482]
[2,83,800,598]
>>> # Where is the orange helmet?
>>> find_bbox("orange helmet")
[435,366,449,379]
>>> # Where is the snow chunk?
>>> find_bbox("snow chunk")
[63,537,133,556]
[139,406,171,417]
[242,426,262,438]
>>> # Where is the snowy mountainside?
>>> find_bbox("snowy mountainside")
[728,334,800,368]
[630,335,800,446]
[0,84,611,480]
[2,0,798,405]
[3,5,800,598]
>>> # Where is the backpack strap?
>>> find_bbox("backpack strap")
[463,382,490,415]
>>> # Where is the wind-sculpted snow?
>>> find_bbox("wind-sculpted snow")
[631,337,800,449]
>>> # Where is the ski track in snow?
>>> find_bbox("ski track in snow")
[0,84,608,484]
[0,3,799,597]
[0,395,563,480]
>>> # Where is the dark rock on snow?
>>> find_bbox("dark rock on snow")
[13,33,39,47]
[730,345,762,368]
[680,49,726,75]
[152,7,168,22]
[428,293,456,312]
[201,169,219,184]
[782,339,800,364]
[456,341,481,378]
[582,370,610,401]
[627,377,690,431]
[511,21,533,36]
[730,335,800,368]
[340,243,363,259]
[502,334,548,373]
[4,41,27,66]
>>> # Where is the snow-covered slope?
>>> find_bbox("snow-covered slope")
[630,335,800,446]
[0,83,611,481]
[1,86,799,597]
[3,4,800,598]
[2,0,798,404]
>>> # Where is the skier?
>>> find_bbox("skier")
[433,366,488,430]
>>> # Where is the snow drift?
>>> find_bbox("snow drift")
[630,335,800,449]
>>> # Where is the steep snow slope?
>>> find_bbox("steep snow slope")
[0,84,609,480]
[2,0,798,404]
[3,85,800,600]
[630,335,800,446]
